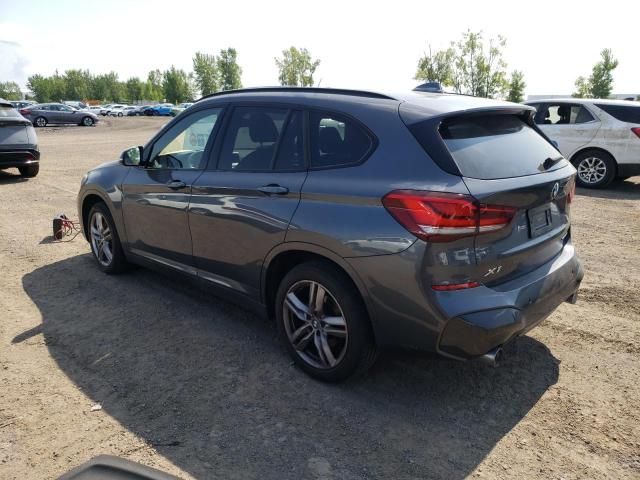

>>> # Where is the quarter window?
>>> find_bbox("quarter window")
[536,104,594,125]
[148,108,221,169]
[309,111,372,168]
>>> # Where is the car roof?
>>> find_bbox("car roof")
[0,98,13,108]
[197,87,527,118]
[526,98,640,107]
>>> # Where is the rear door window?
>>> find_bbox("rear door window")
[309,111,373,168]
[439,114,568,180]
[536,104,594,125]
[595,104,640,124]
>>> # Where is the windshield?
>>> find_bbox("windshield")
[439,114,568,179]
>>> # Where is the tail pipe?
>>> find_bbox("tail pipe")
[478,347,504,367]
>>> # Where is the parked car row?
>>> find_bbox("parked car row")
[92,103,192,117]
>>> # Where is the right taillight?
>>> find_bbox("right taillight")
[632,127,640,139]
[382,190,516,242]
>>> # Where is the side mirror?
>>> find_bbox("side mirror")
[121,146,143,166]
[551,140,559,149]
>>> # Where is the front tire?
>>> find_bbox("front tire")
[573,150,616,188]
[275,261,377,382]
[19,164,39,177]
[88,203,128,274]
[34,116,47,127]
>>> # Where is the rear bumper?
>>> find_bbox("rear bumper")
[347,241,583,358]
[0,149,40,169]
[436,244,583,358]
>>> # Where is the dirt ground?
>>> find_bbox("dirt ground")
[1,117,639,480]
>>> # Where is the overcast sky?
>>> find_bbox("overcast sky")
[0,0,637,96]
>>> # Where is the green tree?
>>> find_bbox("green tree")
[413,30,508,98]
[125,77,144,103]
[192,52,219,96]
[275,47,320,87]
[589,49,618,99]
[415,46,455,84]
[506,70,526,103]
[143,69,164,101]
[91,72,123,101]
[572,76,592,98]
[27,74,51,102]
[63,69,91,100]
[218,48,242,91]
[162,66,192,103]
[573,49,619,99]
[0,81,22,100]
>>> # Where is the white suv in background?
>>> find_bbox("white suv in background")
[526,99,640,188]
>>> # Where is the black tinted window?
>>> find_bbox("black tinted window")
[218,107,287,171]
[596,104,640,124]
[310,111,372,168]
[440,114,567,180]
[274,111,304,170]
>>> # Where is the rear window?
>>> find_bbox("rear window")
[439,114,566,180]
[0,105,20,118]
[595,104,640,124]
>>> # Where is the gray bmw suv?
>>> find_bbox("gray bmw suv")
[77,87,583,381]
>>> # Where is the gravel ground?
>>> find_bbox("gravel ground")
[1,117,639,479]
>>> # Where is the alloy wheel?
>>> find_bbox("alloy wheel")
[35,117,46,127]
[90,212,113,267]
[577,156,607,184]
[283,280,348,369]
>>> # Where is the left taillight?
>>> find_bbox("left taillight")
[19,109,29,115]
[381,190,516,242]
[631,127,640,139]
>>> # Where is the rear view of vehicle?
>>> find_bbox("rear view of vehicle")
[372,97,583,362]
[0,99,40,177]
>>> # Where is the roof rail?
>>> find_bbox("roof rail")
[198,86,397,101]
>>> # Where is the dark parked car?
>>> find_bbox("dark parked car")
[20,103,99,127]
[77,87,583,381]
[0,99,40,177]
[127,105,150,116]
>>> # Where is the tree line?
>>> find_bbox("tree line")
[0,39,628,105]
[414,30,624,102]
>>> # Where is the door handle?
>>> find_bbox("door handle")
[258,184,289,195]
[166,180,187,190]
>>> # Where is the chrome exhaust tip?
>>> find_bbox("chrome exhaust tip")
[478,347,504,367]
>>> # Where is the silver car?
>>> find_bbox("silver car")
[20,103,99,127]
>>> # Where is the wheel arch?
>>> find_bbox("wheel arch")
[80,191,113,240]
[261,243,379,340]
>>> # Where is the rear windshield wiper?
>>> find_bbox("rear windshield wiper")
[542,156,564,170]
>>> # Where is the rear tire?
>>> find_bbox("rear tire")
[572,150,616,189]
[81,116,94,126]
[34,116,47,127]
[275,261,377,382]
[87,203,129,274]
[19,164,39,177]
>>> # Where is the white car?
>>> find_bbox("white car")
[87,106,103,115]
[525,99,640,188]
[108,105,129,117]
[100,104,114,116]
